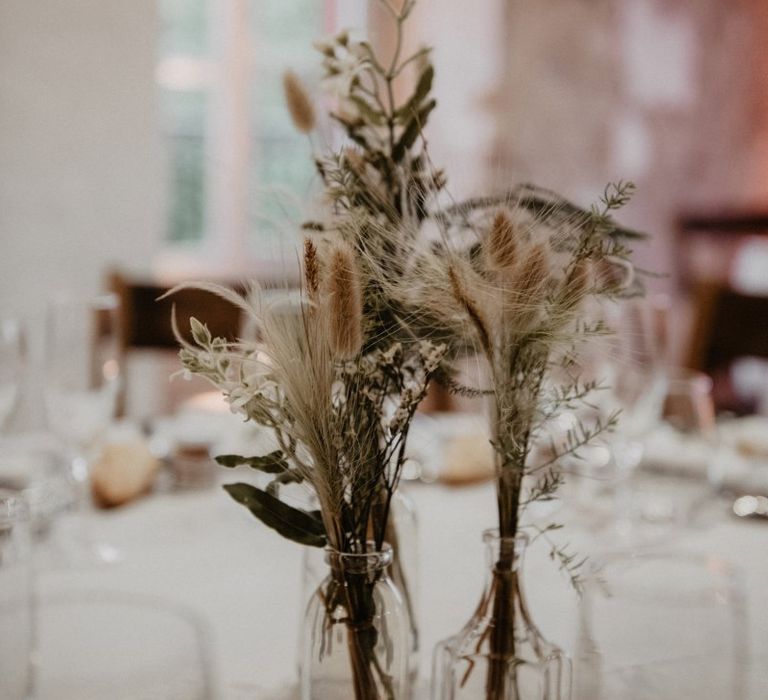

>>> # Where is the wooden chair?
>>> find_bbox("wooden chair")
[674,209,768,291]
[108,271,245,350]
[107,270,247,416]
[686,281,768,413]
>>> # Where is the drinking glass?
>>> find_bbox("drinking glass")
[663,369,715,433]
[566,298,667,538]
[0,437,73,540]
[44,293,121,459]
[34,591,215,700]
[630,367,723,533]
[575,551,747,700]
[44,293,122,562]
[604,298,668,474]
[664,368,720,485]
[0,317,26,429]
[0,490,34,700]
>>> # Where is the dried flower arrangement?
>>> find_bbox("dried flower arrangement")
[165,5,451,696]
[406,183,641,698]
[171,1,646,698]
[171,246,444,697]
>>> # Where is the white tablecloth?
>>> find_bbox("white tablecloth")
[37,478,768,699]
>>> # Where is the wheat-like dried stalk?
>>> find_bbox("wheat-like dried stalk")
[325,245,363,358]
[514,242,549,299]
[485,210,517,272]
[303,237,320,303]
[447,262,494,359]
[283,70,316,134]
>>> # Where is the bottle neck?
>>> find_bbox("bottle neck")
[324,541,393,576]
[476,530,543,641]
[483,529,528,573]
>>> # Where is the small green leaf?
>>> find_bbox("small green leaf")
[349,96,384,126]
[189,317,211,345]
[393,99,436,162]
[223,483,327,547]
[266,469,305,497]
[215,451,289,474]
[330,113,371,150]
[396,63,434,121]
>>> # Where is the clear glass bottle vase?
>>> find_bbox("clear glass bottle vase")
[301,490,419,689]
[300,542,411,700]
[432,530,571,700]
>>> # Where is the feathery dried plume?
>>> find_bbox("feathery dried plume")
[447,263,494,359]
[283,70,316,134]
[303,237,320,302]
[174,4,648,689]
[325,245,363,358]
[485,210,517,271]
[515,242,550,297]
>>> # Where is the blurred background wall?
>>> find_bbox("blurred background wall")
[0,0,164,318]
[2,0,768,420]
[4,0,768,302]
[410,0,768,276]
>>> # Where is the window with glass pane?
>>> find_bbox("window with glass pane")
[248,1,322,253]
[157,0,344,255]
[158,0,210,245]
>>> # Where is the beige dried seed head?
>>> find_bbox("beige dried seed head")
[303,238,320,302]
[447,264,494,359]
[594,256,634,292]
[283,71,316,134]
[486,211,517,271]
[325,246,363,358]
[342,148,366,178]
[516,243,549,296]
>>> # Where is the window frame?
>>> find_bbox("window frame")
[154,0,368,283]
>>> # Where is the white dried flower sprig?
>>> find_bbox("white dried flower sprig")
[316,31,371,104]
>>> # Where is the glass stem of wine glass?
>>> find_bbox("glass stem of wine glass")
[51,435,119,565]
[610,435,645,537]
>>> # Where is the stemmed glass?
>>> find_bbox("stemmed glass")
[640,368,721,527]
[44,293,122,563]
[565,297,668,540]
[0,490,33,700]
[607,298,668,451]
[0,317,26,430]
[603,299,668,531]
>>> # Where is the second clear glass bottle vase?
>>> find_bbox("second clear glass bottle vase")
[432,530,571,700]
[300,542,410,700]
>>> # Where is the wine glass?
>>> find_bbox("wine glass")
[0,317,26,430]
[663,370,715,434]
[44,293,122,562]
[639,368,722,528]
[566,298,668,538]
[605,298,668,465]
[0,490,33,700]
